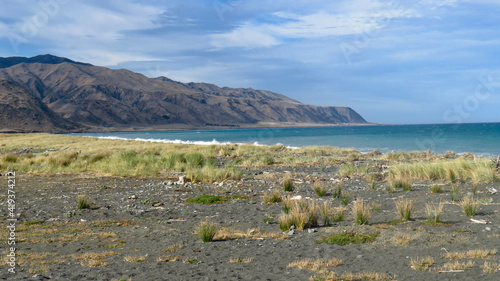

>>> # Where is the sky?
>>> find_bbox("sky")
[1,0,500,124]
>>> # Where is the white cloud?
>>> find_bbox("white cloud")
[210,1,420,49]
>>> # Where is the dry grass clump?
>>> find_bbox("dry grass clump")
[353,200,370,225]
[459,195,480,217]
[73,251,118,267]
[229,257,254,264]
[395,199,413,221]
[481,261,500,273]
[442,249,497,260]
[288,258,342,272]
[278,198,319,231]
[439,260,475,271]
[215,228,288,240]
[124,254,148,263]
[425,202,445,225]
[283,174,294,192]
[312,181,328,197]
[263,189,282,204]
[156,255,182,262]
[163,244,183,253]
[338,272,396,281]
[319,202,334,226]
[77,195,91,209]
[395,233,411,245]
[389,158,496,183]
[195,220,219,243]
[410,256,434,270]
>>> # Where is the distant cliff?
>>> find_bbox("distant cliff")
[0,55,367,133]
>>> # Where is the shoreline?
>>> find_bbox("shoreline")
[0,134,499,280]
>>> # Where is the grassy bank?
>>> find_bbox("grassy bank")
[0,133,498,184]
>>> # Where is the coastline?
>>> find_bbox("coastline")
[0,133,499,280]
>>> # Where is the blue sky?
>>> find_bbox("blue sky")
[1,0,500,124]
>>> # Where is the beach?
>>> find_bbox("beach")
[0,134,499,280]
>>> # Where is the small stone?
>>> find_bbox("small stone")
[288,230,295,235]
[357,255,363,259]
[179,176,186,184]
[308,228,317,233]
[485,227,492,231]
[166,181,173,186]
[128,195,137,199]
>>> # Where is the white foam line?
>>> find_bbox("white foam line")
[84,136,299,149]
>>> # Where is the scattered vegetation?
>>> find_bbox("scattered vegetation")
[429,185,443,193]
[332,184,342,199]
[229,257,253,264]
[263,189,282,204]
[312,182,328,197]
[283,175,294,192]
[186,195,228,205]
[459,195,480,217]
[316,232,379,246]
[424,202,445,226]
[395,199,413,222]
[481,262,500,273]
[196,220,219,243]
[410,256,434,271]
[442,249,497,260]
[353,200,370,225]
[77,195,91,209]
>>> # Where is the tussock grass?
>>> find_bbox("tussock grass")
[425,202,445,225]
[77,195,91,209]
[196,220,219,243]
[283,175,294,192]
[353,200,370,225]
[440,260,475,271]
[278,198,319,231]
[395,199,413,222]
[338,272,395,281]
[124,255,148,263]
[430,184,443,193]
[459,195,480,217]
[215,228,287,240]
[442,249,497,260]
[389,158,497,183]
[481,262,500,273]
[316,232,379,246]
[410,256,434,270]
[288,258,342,271]
[319,202,334,226]
[73,251,119,267]
[312,182,328,197]
[263,189,282,204]
[229,257,253,263]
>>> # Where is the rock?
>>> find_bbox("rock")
[308,228,317,233]
[128,195,137,199]
[288,230,295,235]
[485,227,492,231]
[357,255,363,259]
[179,176,186,184]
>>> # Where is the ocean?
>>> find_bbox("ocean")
[71,123,500,157]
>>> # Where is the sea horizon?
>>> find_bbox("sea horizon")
[71,122,500,157]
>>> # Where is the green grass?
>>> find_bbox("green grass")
[263,190,282,204]
[389,158,497,183]
[312,182,328,197]
[77,195,91,209]
[283,177,294,192]
[316,232,379,246]
[460,196,480,217]
[186,195,228,205]
[196,220,219,243]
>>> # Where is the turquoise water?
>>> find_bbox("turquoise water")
[71,123,500,156]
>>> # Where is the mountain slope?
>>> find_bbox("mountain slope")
[0,55,367,132]
[0,80,82,132]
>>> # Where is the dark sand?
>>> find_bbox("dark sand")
[1,165,499,280]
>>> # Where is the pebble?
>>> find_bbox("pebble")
[357,255,363,259]
[288,230,295,235]
[308,228,317,233]
[485,227,492,231]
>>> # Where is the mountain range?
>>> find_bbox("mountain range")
[0,55,367,133]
